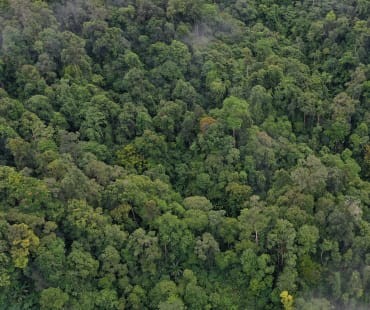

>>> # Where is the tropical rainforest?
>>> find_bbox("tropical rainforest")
[0,0,370,309]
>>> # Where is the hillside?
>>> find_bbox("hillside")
[0,0,370,309]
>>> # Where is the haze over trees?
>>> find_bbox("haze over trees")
[0,0,370,309]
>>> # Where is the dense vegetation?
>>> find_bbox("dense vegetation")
[0,0,370,309]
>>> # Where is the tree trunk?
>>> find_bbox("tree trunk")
[255,229,258,246]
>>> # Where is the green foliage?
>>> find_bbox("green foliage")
[0,0,369,308]
[40,288,69,310]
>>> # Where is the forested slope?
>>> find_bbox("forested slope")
[0,0,370,309]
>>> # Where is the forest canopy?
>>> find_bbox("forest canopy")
[0,0,370,309]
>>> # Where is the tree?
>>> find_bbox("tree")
[40,288,69,310]
[0,94,24,122]
[239,197,270,247]
[212,96,251,141]
[94,288,122,310]
[225,182,252,215]
[127,286,147,310]
[83,21,129,62]
[280,291,294,310]
[267,219,296,269]
[167,0,204,24]
[149,280,179,309]
[25,95,53,122]
[183,208,208,234]
[248,85,272,124]
[124,228,161,275]
[159,296,185,310]
[65,243,99,291]
[16,65,46,99]
[183,196,213,211]
[291,155,328,197]
[61,31,91,78]
[194,232,220,264]
[35,234,66,286]
[153,100,186,140]
[154,213,194,264]
[181,270,208,310]
[64,200,114,250]
[57,165,100,204]
[297,225,319,256]
[8,223,40,268]
[172,79,200,107]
